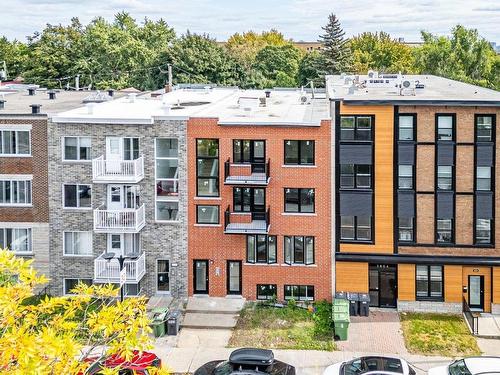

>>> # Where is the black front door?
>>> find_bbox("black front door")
[227,261,242,295]
[193,260,209,294]
[251,141,265,173]
[468,275,484,311]
[369,264,397,308]
[233,187,266,219]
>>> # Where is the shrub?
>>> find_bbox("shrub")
[313,300,334,337]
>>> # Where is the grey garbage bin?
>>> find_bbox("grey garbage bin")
[335,291,346,299]
[358,293,370,317]
[347,292,359,316]
[167,310,181,335]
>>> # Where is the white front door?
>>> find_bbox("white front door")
[106,137,123,172]
[108,233,140,256]
[108,185,125,210]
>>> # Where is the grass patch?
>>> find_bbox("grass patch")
[400,312,481,357]
[228,303,335,351]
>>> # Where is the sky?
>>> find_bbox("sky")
[1,0,499,43]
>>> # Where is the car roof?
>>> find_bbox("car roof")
[86,350,159,371]
[464,357,500,374]
[229,348,274,366]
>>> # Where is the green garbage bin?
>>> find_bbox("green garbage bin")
[333,299,349,313]
[333,311,350,341]
[149,307,169,338]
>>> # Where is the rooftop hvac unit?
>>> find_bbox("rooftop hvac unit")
[299,94,310,105]
[400,80,416,96]
[238,97,260,111]
[367,70,378,79]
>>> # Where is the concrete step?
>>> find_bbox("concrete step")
[186,296,245,315]
[181,312,239,329]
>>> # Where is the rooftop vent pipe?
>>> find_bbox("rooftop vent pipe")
[48,90,56,100]
[265,90,271,98]
[128,93,137,103]
[0,100,5,110]
[30,104,41,114]
[108,89,114,97]
[86,103,96,115]
[27,87,36,96]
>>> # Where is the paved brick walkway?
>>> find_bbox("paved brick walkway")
[336,309,409,355]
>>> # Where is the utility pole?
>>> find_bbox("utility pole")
[166,64,173,93]
[75,74,80,91]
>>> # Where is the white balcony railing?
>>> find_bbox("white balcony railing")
[93,204,145,233]
[94,252,146,283]
[92,156,144,183]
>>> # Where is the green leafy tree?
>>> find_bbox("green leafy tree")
[297,50,326,87]
[318,13,351,74]
[0,37,29,80]
[349,31,415,73]
[253,44,302,87]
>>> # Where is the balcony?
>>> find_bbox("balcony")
[94,252,146,283]
[93,204,145,233]
[92,156,144,183]
[224,206,270,234]
[224,158,270,186]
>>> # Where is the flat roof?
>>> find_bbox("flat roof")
[326,74,500,106]
[0,87,127,115]
[52,87,330,126]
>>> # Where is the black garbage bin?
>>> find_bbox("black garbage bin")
[167,310,181,335]
[335,291,346,299]
[358,293,370,317]
[347,292,359,316]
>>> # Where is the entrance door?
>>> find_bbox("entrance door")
[157,260,170,293]
[194,260,209,294]
[469,275,484,311]
[108,233,139,256]
[107,185,139,210]
[369,264,397,308]
[251,141,265,173]
[233,187,266,219]
[106,137,123,173]
[227,261,242,295]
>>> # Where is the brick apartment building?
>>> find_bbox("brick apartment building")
[328,73,500,313]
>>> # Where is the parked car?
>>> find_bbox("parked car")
[323,356,416,375]
[429,357,500,375]
[193,348,295,375]
[82,350,162,374]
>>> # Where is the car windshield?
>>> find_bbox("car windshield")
[343,357,403,375]
[214,361,234,375]
[449,360,472,375]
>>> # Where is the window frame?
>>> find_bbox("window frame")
[155,138,180,222]
[284,188,315,213]
[196,205,220,225]
[63,278,93,296]
[62,183,92,209]
[398,114,416,141]
[398,165,413,190]
[284,235,315,265]
[340,164,372,189]
[0,227,32,254]
[415,265,443,301]
[339,115,374,141]
[0,178,32,206]
[246,235,277,264]
[256,284,277,300]
[63,231,93,257]
[476,166,491,191]
[196,138,219,197]
[436,218,454,244]
[284,284,315,301]
[339,215,372,242]
[435,114,456,142]
[475,218,492,245]
[398,217,414,243]
[437,165,454,191]
[0,129,31,156]
[62,136,91,162]
[475,114,495,143]
[284,140,315,165]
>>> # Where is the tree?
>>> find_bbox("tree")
[0,250,167,374]
[253,44,303,87]
[0,37,29,80]
[318,14,351,74]
[297,50,326,87]
[349,32,415,73]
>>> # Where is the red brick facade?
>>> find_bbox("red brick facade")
[187,118,332,301]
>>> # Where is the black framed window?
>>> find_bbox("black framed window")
[196,205,219,224]
[475,218,492,244]
[398,165,413,189]
[398,115,415,141]
[437,166,453,190]
[233,140,251,163]
[284,236,314,265]
[340,164,371,189]
[233,187,265,212]
[247,235,277,264]
[416,265,443,300]
[398,217,414,242]
[196,139,219,197]
[284,188,314,213]
[284,140,315,165]
[257,284,277,300]
[340,116,372,141]
[437,115,454,141]
[476,167,491,191]
[284,285,314,301]
[475,115,494,142]
[63,184,91,208]
[64,278,92,295]
[436,218,453,243]
[340,216,372,241]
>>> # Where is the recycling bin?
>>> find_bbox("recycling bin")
[359,293,370,317]
[167,310,182,335]
[333,298,349,314]
[347,292,359,316]
[333,311,350,341]
[335,291,347,299]
[149,307,169,338]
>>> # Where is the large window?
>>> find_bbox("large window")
[398,165,413,189]
[437,166,453,190]
[247,235,277,264]
[398,115,415,141]
[340,216,372,241]
[476,115,493,142]
[436,218,453,243]
[63,136,91,161]
[0,179,32,205]
[156,138,179,221]
[476,167,491,191]
[284,188,314,213]
[398,217,414,242]
[437,115,454,141]
[233,140,265,164]
[284,285,314,301]
[340,164,371,189]
[284,236,314,265]
[416,265,443,300]
[257,284,277,300]
[0,130,30,155]
[475,219,492,244]
[340,116,372,141]
[196,139,219,197]
[63,278,92,295]
[196,205,219,224]
[63,231,92,256]
[233,187,265,213]
[0,228,32,254]
[284,140,315,165]
[123,137,139,160]
[63,184,91,208]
